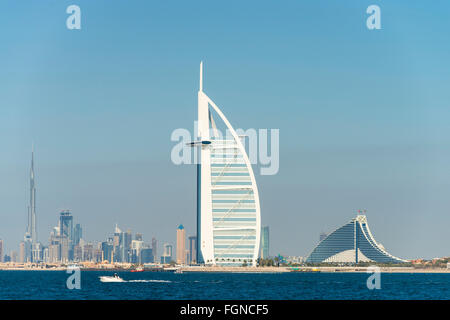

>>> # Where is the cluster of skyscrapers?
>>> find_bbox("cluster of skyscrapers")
[7,149,165,265]
[16,208,161,265]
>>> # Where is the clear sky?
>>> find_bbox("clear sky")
[0,1,449,259]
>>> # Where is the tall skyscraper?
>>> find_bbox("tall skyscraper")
[188,236,197,264]
[10,251,18,263]
[140,247,153,264]
[163,243,173,257]
[152,237,157,263]
[23,236,32,263]
[190,63,261,266]
[123,229,132,262]
[176,225,186,265]
[23,147,38,262]
[260,226,269,259]
[48,226,61,263]
[161,243,173,264]
[59,210,74,262]
[74,224,82,246]
[59,211,73,240]
[29,147,37,244]
[0,239,3,263]
[113,224,121,262]
[19,241,25,263]
[131,239,143,263]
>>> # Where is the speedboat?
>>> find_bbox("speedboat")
[130,266,144,272]
[99,273,125,282]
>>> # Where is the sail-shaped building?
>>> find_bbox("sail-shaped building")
[192,63,261,266]
[306,215,407,264]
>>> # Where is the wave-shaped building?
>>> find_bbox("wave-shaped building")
[190,63,261,266]
[306,215,407,264]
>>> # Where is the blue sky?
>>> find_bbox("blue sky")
[0,1,449,259]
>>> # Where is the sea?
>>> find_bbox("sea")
[0,270,448,300]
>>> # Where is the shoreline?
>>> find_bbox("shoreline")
[0,265,449,273]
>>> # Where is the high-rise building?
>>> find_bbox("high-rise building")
[190,63,261,266]
[161,243,173,264]
[131,240,144,264]
[135,233,143,241]
[176,225,186,265]
[83,242,95,262]
[113,224,122,262]
[32,242,42,262]
[23,147,38,262]
[152,237,157,263]
[73,244,82,261]
[42,247,49,263]
[10,251,18,263]
[48,226,61,263]
[23,236,32,263]
[260,226,269,259]
[59,211,74,261]
[140,247,153,264]
[188,236,197,264]
[59,211,73,240]
[164,243,173,257]
[307,214,407,264]
[19,241,25,263]
[101,238,114,263]
[74,224,82,246]
[0,239,3,263]
[124,229,132,262]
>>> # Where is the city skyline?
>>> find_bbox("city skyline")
[0,147,175,260]
[1,2,450,260]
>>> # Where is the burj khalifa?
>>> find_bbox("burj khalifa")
[24,146,38,262]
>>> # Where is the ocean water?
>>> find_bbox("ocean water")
[0,270,448,300]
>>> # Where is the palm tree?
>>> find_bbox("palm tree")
[274,256,280,267]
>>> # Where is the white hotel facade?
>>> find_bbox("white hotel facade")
[191,63,261,266]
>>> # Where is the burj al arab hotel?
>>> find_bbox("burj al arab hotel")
[190,63,261,267]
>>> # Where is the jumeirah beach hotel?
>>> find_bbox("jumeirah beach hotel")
[189,63,261,266]
[307,214,407,264]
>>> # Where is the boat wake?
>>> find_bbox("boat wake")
[99,276,172,283]
[128,280,172,283]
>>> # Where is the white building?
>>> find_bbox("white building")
[192,62,261,267]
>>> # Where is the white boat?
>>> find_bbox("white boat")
[99,274,125,282]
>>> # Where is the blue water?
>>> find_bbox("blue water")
[0,271,448,300]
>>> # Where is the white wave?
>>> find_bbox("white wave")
[127,279,172,283]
